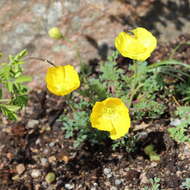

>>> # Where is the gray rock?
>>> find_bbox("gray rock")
[0,0,6,7]
[5,22,35,54]
[71,16,81,32]
[47,2,62,27]
[32,4,46,17]
[15,23,30,34]
[63,1,81,12]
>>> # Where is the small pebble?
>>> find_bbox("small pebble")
[103,168,111,175]
[6,152,14,160]
[106,173,112,178]
[139,172,149,184]
[110,187,117,190]
[27,120,39,128]
[45,172,56,184]
[43,149,49,154]
[16,164,25,175]
[42,181,47,188]
[41,158,48,166]
[115,179,122,185]
[12,175,20,181]
[31,169,41,178]
[49,142,55,147]
[65,183,74,190]
[150,162,158,167]
[170,118,181,126]
[48,156,56,163]
[183,144,190,157]
[35,184,41,190]
[35,139,41,145]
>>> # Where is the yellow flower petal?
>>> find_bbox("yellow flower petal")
[132,27,157,52]
[45,65,80,96]
[90,98,131,140]
[115,27,157,61]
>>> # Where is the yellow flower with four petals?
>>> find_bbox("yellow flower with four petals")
[115,27,157,61]
[46,65,80,96]
[90,98,130,140]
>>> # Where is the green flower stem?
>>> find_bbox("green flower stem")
[65,93,75,112]
[128,83,144,108]
[169,42,190,59]
[127,60,143,109]
[0,99,10,102]
[25,57,57,67]
[148,59,190,70]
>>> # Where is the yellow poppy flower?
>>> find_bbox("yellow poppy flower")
[45,65,80,96]
[90,98,130,140]
[115,27,157,61]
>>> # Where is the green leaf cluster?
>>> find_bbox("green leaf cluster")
[59,98,108,148]
[59,48,190,148]
[177,80,190,102]
[112,135,138,153]
[181,178,190,189]
[168,106,190,143]
[59,51,169,148]
[0,50,31,120]
[143,177,161,190]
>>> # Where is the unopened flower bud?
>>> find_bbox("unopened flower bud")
[48,27,63,39]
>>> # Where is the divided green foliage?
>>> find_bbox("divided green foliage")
[112,135,138,153]
[177,80,190,102]
[143,177,161,190]
[59,51,123,147]
[59,49,190,148]
[0,50,31,120]
[59,97,108,148]
[181,178,190,190]
[59,51,173,148]
[127,62,166,119]
[168,106,190,143]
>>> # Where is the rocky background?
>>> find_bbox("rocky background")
[0,0,190,88]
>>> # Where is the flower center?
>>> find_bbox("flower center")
[103,107,118,120]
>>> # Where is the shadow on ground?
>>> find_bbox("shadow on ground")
[110,0,190,37]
